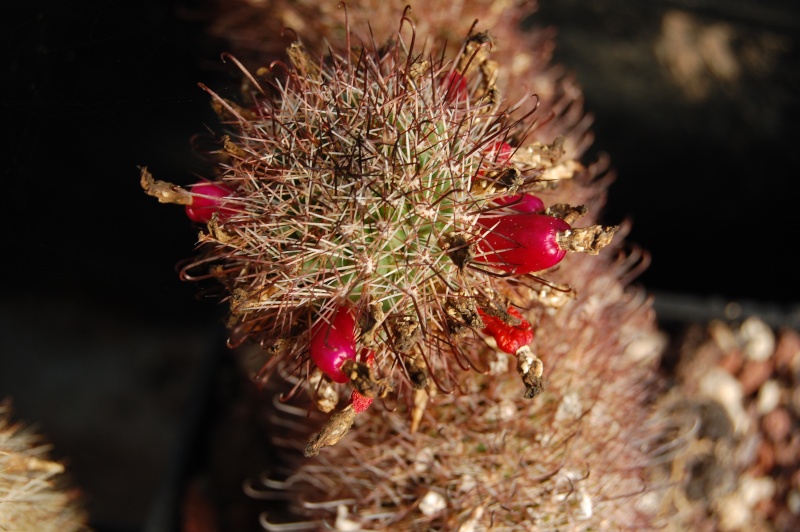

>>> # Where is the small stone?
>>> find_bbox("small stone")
[335,505,362,531]
[413,447,435,474]
[699,368,749,434]
[739,359,773,396]
[578,489,593,519]
[754,497,776,521]
[753,440,775,476]
[738,317,775,362]
[457,506,484,532]
[710,320,738,352]
[737,432,761,469]
[756,380,781,415]
[762,408,791,443]
[717,349,743,375]
[419,490,446,516]
[739,475,776,506]
[717,493,750,531]
[774,328,800,374]
[774,436,800,467]
[787,489,800,515]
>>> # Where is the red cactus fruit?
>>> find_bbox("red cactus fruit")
[493,193,545,213]
[309,305,358,383]
[475,213,570,274]
[185,181,236,223]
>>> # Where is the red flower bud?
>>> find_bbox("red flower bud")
[310,306,358,383]
[185,181,236,223]
[475,213,569,274]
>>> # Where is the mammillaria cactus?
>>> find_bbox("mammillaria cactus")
[144,3,664,529]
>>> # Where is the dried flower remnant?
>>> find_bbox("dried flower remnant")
[142,14,617,453]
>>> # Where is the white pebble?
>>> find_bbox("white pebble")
[335,505,362,531]
[578,489,593,519]
[717,493,749,531]
[413,447,435,474]
[457,506,484,532]
[739,475,775,506]
[709,320,737,352]
[739,317,775,362]
[699,368,749,435]
[756,380,781,415]
[419,490,446,516]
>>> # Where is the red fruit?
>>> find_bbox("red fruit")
[185,181,236,223]
[478,306,533,355]
[493,193,544,213]
[485,141,512,166]
[310,306,357,383]
[475,213,570,274]
[442,71,468,103]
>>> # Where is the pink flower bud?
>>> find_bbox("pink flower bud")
[475,213,570,274]
[310,306,358,383]
[185,181,236,223]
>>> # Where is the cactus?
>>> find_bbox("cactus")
[0,402,87,531]
[144,3,665,529]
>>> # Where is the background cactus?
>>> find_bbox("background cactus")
[0,402,87,531]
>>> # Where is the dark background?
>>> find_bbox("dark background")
[2,0,799,529]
